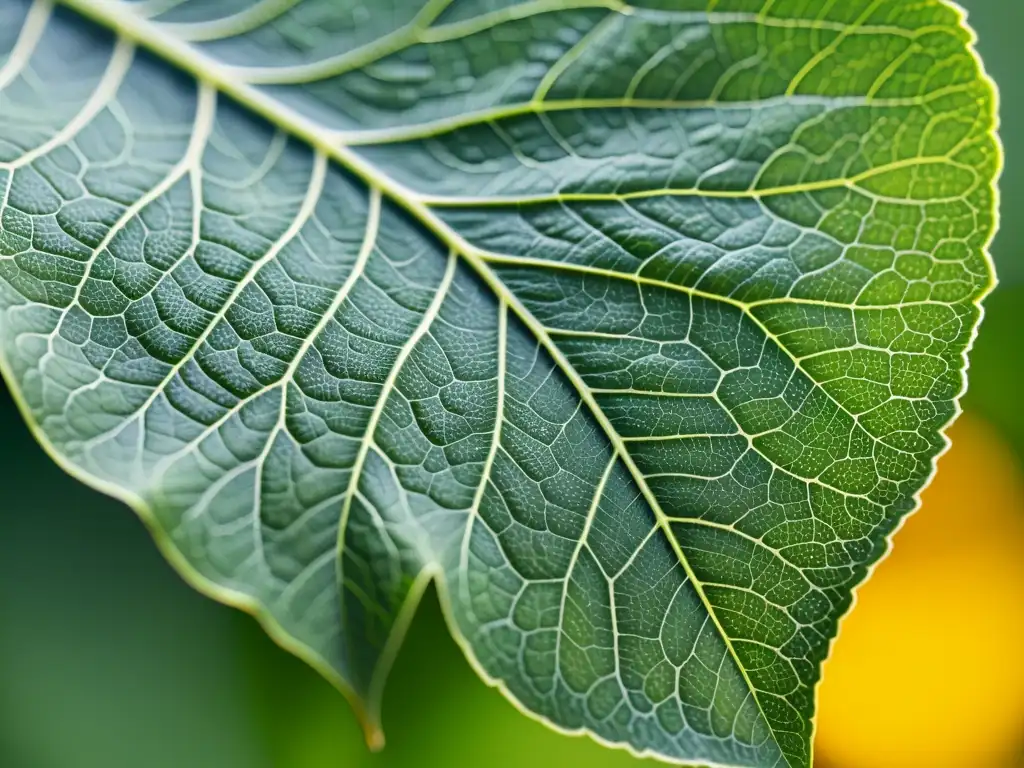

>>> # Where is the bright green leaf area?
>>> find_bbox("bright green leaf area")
[0,0,998,766]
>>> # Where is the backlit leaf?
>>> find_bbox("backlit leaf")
[0,1,998,765]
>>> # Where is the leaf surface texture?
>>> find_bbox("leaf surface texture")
[0,1,998,765]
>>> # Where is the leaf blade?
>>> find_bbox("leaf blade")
[0,1,999,766]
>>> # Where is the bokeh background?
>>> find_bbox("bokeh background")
[1,1,1022,766]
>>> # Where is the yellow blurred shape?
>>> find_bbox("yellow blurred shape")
[814,415,1024,767]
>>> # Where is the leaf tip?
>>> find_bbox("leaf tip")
[362,721,386,752]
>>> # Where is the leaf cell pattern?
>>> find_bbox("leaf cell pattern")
[0,1,998,766]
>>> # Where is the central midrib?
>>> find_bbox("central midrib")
[56,0,796,763]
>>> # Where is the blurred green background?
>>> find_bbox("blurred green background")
[1,1,1022,767]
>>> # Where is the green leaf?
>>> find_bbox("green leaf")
[0,0,998,765]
